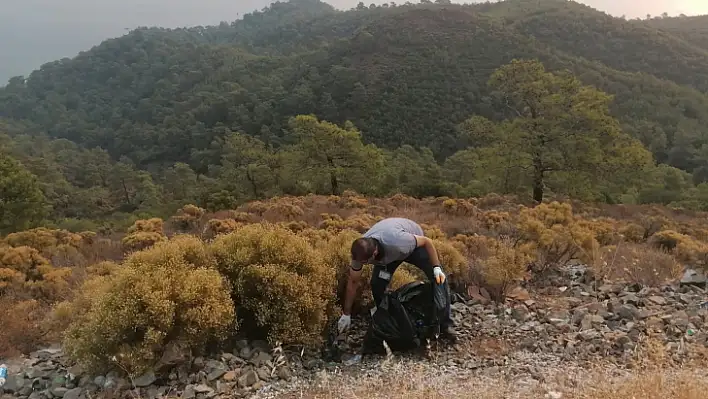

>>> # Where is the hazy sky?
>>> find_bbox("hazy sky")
[1,0,707,83]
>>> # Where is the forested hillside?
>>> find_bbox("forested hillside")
[642,14,708,51]
[2,0,708,234]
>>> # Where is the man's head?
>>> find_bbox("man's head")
[351,237,379,264]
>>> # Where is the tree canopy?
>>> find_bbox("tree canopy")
[1,0,708,233]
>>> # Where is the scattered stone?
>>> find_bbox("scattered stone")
[680,268,707,287]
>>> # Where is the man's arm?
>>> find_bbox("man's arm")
[413,235,442,266]
[342,266,363,316]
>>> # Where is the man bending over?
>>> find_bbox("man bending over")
[337,217,457,340]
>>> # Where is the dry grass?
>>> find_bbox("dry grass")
[275,364,708,399]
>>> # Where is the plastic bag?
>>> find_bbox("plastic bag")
[363,279,451,354]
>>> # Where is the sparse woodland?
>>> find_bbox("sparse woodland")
[2,0,708,397]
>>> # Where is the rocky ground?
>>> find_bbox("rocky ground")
[2,265,707,399]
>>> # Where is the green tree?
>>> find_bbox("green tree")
[0,154,49,233]
[469,59,653,203]
[284,115,385,195]
[217,131,280,200]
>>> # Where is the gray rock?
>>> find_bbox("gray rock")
[249,351,272,367]
[51,387,69,397]
[156,342,190,372]
[237,371,259,388]
[511,305,531,322]
[92,376,105,388]
[616,305,640,321]
[647,296,667,306]
[206,368,226,382]
[276,367,293,381]
[182,385,196,399]
[132,371,156,388]
[63,388,82,399]
[194,384,213,394]
[2,376,22,393]
[681,269,707,287]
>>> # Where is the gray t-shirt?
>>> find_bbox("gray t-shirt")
[350,217,424,271]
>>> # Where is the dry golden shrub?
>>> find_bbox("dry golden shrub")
[209,224,337,346]
[441,198,478,216]
[243,200,269,215]
[169,204,206,232]
[3,227,95,268]
[203,218,242,239]
[431,238,469,289]
[279,220,310,233]
[320,213,380,233]
[124,234,216,271]
[121,218,166,252]
[338,190,369,209]
[421,224,447,240]
[0,246,72,302]
[518,202,599,268]
[479,210,519,237]
[263,202,305,221]
[297,227,335,248]
[463,236,531,301]
[475,193,516,209]
[578,218,622,246]
[86,260,121,277]
[3,227,84,252]
[61,239,235,375]
[649,230,708,268]
[618,223,646,243]
[121,231,166,252]
[387,193,419,209]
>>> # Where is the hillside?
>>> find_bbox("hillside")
[643,14,708,51]
[3,0,708,231]
[1,194,708,398]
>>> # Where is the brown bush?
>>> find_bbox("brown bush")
[209,224,337,346]
[619,223,646,243]
[169,204,206,233]
[3,227,96,268]
[338,190,369,209]
[453,235,531,301]
[203,218,242,239]
[62,238,235,375]
[121,218,166,252]
[0,299,53,358]
[263,202,305,221]
[432,238,470,290]
[86,260,121,277]
[3,227,84,252]
[595,243,683,286]
[441,198,478,217]
[648,230,708,268]
[518,201,599,269]
[319,213,380,233]
[0,246,72,302]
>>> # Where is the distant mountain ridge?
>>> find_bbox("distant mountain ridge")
[1,0,708,176]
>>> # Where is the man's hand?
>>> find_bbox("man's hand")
[338,314,351,333]
[433,266,446,284]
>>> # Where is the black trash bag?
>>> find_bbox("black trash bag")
[362,279,451,354]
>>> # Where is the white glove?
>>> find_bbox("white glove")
[338,314,351,333]
[433,266,446,284]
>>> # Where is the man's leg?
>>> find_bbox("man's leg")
[370,260,403,307]
[404,247,457,339]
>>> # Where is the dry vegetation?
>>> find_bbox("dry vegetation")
[0,191,705,381]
